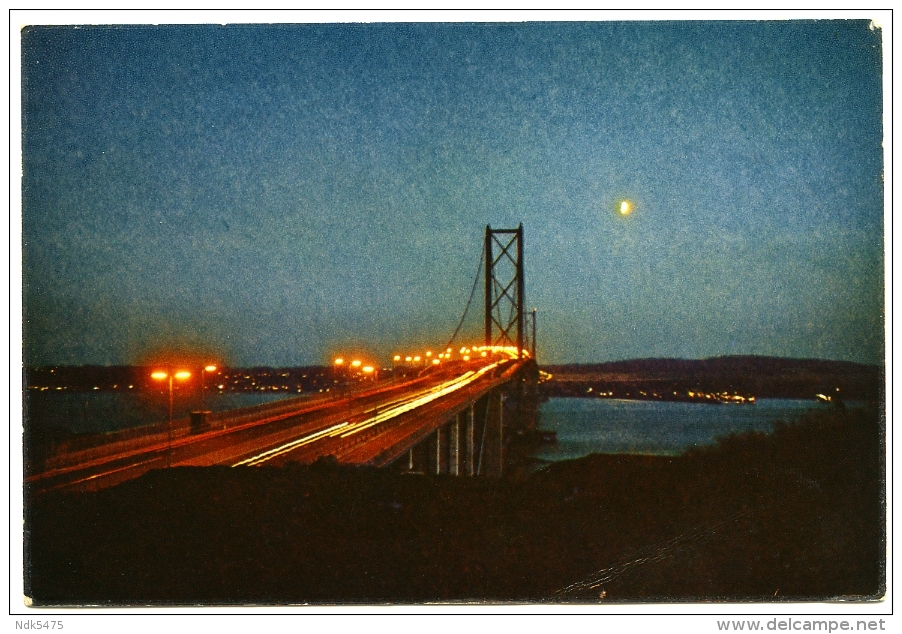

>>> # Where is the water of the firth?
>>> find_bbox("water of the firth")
[534,397,826,462]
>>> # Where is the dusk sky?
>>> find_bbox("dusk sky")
[21,20,885,367]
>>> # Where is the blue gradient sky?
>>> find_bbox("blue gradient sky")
[21,20,884,367]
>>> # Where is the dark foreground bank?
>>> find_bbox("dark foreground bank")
[25,407,884,605]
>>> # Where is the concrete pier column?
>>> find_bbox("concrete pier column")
[466,404,475,475]
[450,417,460,476]
[434,427,442,475]
[474,395,487,476]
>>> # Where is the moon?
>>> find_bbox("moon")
[619,200,633,215]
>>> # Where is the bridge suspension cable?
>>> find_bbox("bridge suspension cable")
[443,247,484,353]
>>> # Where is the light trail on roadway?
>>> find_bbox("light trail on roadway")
[231,361,502,467]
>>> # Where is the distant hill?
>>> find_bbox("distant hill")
[541,356,884,400]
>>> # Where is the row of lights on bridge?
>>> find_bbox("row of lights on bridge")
[333,345,528,374]
[392,345,527,365]
[394,349,445,365]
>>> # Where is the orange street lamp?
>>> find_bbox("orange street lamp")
[201,364,217,411]
[152,369,192,467]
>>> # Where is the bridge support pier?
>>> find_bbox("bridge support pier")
[449,417,460,476]
[388,363,541,478]
[449,406,475,476]
[474,389,503,477]
[437,424,449,475]
[381,361,538,478]
[464,404,475,476]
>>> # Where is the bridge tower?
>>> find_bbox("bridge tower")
[484,224,526,358]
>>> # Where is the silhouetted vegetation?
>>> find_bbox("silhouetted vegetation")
[26,405,883,604]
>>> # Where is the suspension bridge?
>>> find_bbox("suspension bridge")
[26,226,540,494]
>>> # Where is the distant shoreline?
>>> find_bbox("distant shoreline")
[541,355,883,402]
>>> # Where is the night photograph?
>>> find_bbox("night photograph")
[15,11,888,616]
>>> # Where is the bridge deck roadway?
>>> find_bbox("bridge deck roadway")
[26,359,523,494]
